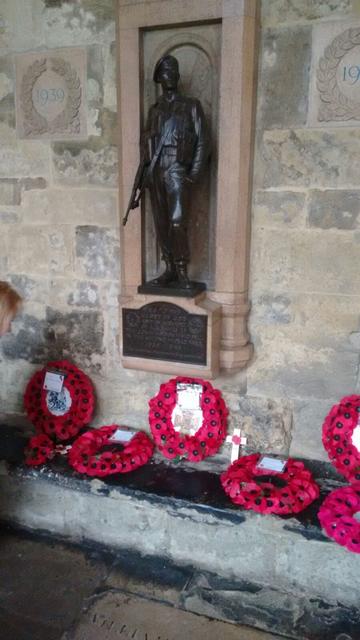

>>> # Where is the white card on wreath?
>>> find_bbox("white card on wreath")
[352,418,360,452]
[43,370,65,393]
[176,383,202,410]
[256,456,287,473]
[171,406,203,436]
[109,429,135,443]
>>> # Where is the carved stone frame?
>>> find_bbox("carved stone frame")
[20,57,82,136]
[117,0,259,373]
[15,48,86,140]
[317,27,360,121]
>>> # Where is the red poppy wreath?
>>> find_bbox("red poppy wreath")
[68,425,154,477]
[24,434,55,466]
[24,360,95,441]
[322,394,360,483]
[318,485,360,553]
[149,376,228,462]
[220,453,320,515]
[24,434,70,467]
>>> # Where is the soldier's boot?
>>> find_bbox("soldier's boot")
[176,262,191,289]
[153,257,177,285]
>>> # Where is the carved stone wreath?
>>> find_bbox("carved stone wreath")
[20,56,82,137]
[317,27,360,121]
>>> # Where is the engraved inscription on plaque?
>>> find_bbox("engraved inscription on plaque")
[123,302,207,365]
[15,47,87,139]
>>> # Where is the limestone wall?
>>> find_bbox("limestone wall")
[0,0,358,462]
[250,0,360,460]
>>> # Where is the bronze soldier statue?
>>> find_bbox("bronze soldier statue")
[124,54,210,293]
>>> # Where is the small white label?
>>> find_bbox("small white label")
[43,370,64,393]
[109,429,135,443]
[55,444,71,456]
[177,383,202,410]
[256,456,287,473]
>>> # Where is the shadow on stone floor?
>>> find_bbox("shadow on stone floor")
[0,527,284,640]
[0,527,111,640]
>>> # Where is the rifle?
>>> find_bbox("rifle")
[122,123,171,226]
[122,156,147,227]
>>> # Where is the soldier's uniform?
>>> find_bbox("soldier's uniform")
[143,65,209,276]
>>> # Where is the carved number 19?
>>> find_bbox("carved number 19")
[343,65,360,84]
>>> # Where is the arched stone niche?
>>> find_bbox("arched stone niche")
[117,0,258,377]
[142,27,220,287]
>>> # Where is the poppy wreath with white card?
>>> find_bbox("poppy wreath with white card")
[68,425,154,477]
[220,453,319,515]
[24,360,95,441]
[149,376,228,462]
[322,394,360,483]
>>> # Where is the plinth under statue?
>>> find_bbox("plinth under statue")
[123,54,210,297]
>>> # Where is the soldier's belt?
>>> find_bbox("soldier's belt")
[162,146,177,156]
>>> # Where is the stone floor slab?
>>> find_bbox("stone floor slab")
[0,529,284,640]
[65,591,283,640]
[0,529,111,640]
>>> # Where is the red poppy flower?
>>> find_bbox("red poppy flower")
[68,425,154,477]
[24,360,95,441]
[221,454,319,515]
[322,395,360,482]
[149,377,228,463]
[319,485,360,553]
[24,434,55,466]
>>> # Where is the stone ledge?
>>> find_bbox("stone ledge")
[0,422,344,540]
[0,422,359,640]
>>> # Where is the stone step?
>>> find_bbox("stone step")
[0,422,359,640]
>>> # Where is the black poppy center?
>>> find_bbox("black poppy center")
[256,474,287,489]
[101,444,125,454]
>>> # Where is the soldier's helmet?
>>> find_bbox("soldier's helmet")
[153,55,179,83]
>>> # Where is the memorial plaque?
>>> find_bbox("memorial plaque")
[123,302,207,365]
[15,47,87,140]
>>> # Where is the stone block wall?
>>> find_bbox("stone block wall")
[0,0,132,420]
[0,0,358,463]
[250,0,360,461]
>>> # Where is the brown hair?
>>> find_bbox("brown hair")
[0,281,22,333]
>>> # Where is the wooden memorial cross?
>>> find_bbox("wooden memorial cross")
[226,428,247,463]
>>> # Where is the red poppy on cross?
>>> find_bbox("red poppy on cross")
[226,428,247,463]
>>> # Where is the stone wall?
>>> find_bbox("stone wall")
[0,0,358,462]
[250,0,360,461]
[0,0,131,422]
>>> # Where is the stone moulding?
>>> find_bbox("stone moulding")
[20,58,48,136]
[317,27,360,122]
[20,57,81,136]
[49,57,82,134]
[117,0,259,375]
[16,48,87,140]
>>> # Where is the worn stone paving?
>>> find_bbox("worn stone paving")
[0,528,284,640]
[65,591,280,640]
